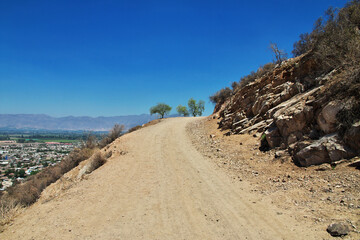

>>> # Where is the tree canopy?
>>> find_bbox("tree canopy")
[188,98,205,117]
[176,105,189,117]
[150,103,172,118]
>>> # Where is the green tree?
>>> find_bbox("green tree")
[188,98,205,117]
[150,103,172,119]
[197,100,205,116]
[176,105,189,117]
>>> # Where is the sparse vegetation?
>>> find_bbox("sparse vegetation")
[0,124,124,226]
[269,42,287,64]
[3,147,93,206]
[292,0,360,70]
[0,198,23,227]
[209,87,232,105]
[86,151,106,174]
[150,103,172,119]
[128,125,143,133]
[98,124,124,148]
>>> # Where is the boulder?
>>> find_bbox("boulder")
[344,121,360,153]
[265,126,282,148]
[317,101,343,134]
[327,222,350,237]
[274,102,313,138]
[295,142,330,167]
[295,134,355,167]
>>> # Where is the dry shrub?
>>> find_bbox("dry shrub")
[209,87,232,105]
[128,125,142,133]
[2,147,94,208]
[105,150,112,159]
[60,147,93,173]
[84,151,106,175]
[6,183,40,206]
[98,124,124,148]
[0,198,24,227]
[84,134,97,149]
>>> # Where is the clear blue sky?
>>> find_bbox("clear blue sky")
[0,0,348,117]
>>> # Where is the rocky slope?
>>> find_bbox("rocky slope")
[214,53,359,167]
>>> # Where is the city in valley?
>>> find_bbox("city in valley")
[0,141,81,190]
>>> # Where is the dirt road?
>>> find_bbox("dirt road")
[1,118,322,239]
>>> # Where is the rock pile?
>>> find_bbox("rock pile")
[215,54,359,166]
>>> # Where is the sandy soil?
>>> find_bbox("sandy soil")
[0,117,343,239]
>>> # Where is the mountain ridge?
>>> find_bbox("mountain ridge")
[0,113,168,131]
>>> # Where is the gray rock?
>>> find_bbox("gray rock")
[317,101,343,134]
[295,134,355,167]
[327,222,350,236]
[265,127,282,148]
[344,121,360,153]
[273,101,313,138]
[296,143,329,167]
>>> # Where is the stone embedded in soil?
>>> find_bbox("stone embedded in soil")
[326,222,350,237]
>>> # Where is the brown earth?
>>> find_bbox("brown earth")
[189,116,360,239]
[1,117,358,239]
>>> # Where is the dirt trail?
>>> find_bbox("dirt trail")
[1,118,323,239]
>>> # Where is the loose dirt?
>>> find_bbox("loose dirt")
[188,116,360,240]
[1,117,354,239]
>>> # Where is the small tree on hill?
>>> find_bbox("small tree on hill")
[269,42,287,64]
[188,98,205,117]
[176,105,189,116]
[150,103,172,119]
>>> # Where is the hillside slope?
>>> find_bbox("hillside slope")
[214,53,359,167]
[1,118,324,239]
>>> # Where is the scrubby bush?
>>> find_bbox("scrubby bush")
[4,147,94,206]
[292,33,313,57]
[0,198,23,226]
[128,125,142,133]
[293,1,360,69]
[269,42,287,64]
[237,62,276,89]
[87,152,106,174]
[84,134,97,149]
[209,87,232,105]
[98,124,124,148]
[105,150,113,159]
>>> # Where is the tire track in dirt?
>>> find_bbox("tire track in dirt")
[1,117,322,239]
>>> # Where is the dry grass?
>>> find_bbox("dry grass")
[128,125,143,133]
[98,124,124,149]
[0,127,120,227]
[0,198,24,228]
[87,152,106,173]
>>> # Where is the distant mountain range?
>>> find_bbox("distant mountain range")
[0,114,171,131]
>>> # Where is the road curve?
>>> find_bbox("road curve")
[1,117,315,239]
